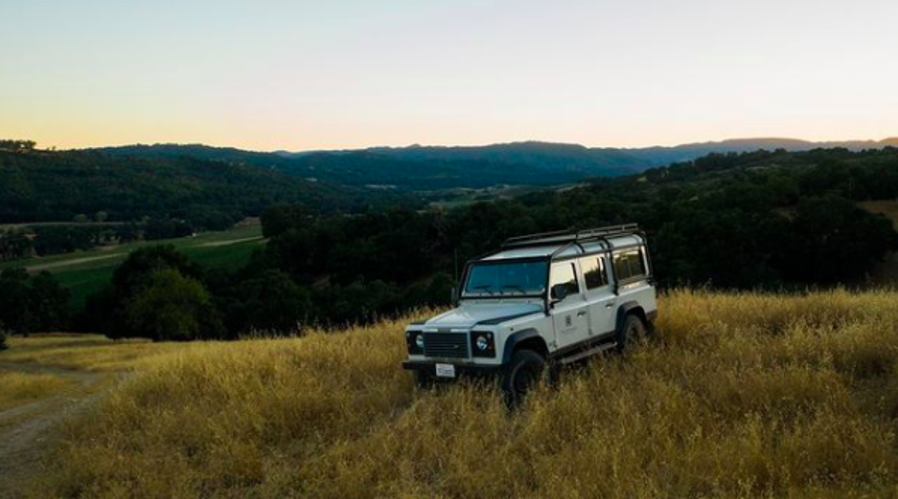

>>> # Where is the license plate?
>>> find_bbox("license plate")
[435,363,456,378]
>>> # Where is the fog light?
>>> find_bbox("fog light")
[416,334,425,350]
[476,335,489,351]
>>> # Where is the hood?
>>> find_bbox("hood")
[425,302,543,329]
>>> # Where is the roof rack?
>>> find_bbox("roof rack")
[502,223,640,249]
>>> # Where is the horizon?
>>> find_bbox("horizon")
[15,135,898,155]
[2,0,897,151]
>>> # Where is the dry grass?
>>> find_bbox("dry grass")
[0,370,73,410]
[3,334,210,372]
[33,290,898,497]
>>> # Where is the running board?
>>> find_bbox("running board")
[558,341,618,365]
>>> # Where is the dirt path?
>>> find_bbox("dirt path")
[198,236,264,247]
[23,253,124,272]
[0,362,112,498]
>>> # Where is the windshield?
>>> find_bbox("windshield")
[463,260,548,297]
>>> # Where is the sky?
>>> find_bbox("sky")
[1,0,897,151]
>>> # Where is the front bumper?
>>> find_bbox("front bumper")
[402,360,502,376]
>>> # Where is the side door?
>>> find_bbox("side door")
[579,255,617,338]
[549,261,589,350]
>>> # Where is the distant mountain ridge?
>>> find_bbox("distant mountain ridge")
[97,137,898,191]
[620,137,898,165]
[275,136,898,172]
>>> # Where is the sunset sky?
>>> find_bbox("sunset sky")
[2,0,896,151]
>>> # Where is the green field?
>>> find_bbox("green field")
[0,224,265,310]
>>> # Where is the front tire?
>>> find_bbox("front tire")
[501,349,546,407]
[414,369,434,389]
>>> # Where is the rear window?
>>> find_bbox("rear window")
[613,250,646,281]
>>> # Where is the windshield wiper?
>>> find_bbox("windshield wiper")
[501,284,527,295]
[471,285,494,295]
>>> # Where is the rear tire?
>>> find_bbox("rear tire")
[617,314,647,354]
[501,349,546,407]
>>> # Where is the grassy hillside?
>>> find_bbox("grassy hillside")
[22,289,898,497]
[0,224,264,310]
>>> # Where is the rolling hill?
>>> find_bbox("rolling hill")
[99,137,898,192]
[101,142,649,190]
[623,137,898,166]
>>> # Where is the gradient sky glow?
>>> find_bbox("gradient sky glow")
[2,0,897,151]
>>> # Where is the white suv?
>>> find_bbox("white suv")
[402,224,658,404]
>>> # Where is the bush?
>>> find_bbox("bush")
[0,326,7,351]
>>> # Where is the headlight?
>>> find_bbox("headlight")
[405,331,424,355]
[470,331,496,358]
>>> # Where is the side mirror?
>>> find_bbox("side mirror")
[550,283,569,302]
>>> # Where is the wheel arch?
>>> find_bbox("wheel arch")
[616,301,647,333]
[501,328,549,363]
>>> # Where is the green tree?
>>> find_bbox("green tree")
[125,269,222,342]
[0,268,32,335]
[89,245,206,339]
[73,214,89,223]
[261,205,309,238]
[111,245,204,296]
[226,270,311,335]
[29,271,70,332]
[780,195,898,283]
[95,211,108,223]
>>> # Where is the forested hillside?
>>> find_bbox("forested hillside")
[2,144,897,340]
[622,137,898,166]
[362,137,898,168]
[102,138,898,192]
[101,142,647,190]
[67,147,898,341]
[0,148,413,227]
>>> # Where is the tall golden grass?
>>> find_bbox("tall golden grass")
[3,334,210,372]
[35,290,898,497]
[0,371,72,410]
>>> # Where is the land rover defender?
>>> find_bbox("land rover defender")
[402,224,658,403]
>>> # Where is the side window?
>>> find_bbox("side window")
[581,256,608,289]
[613,250,647,281]
[550,263,580,299]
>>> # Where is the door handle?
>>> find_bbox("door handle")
[577,311,587,317]
[605,303,614,308]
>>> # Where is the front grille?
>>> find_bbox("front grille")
[424,333,469,359]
